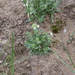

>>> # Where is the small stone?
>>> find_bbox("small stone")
[63,29,67,33]
[50,32,53,37]
[0,61,3,64]
[0,43,2,47]
[27,64,31,68]
[72,8,75,12]
[1,40,8,44]
[24,62,28,64]
[18,20,22,25]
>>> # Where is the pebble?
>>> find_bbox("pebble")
[27,64,31,68]
[18,20,22,25]
[0,61,3,64]
[50,32,53,37]
[63,29,67,33]
[72,8,75,12]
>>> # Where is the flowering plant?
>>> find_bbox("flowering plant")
[32,23,39,30]
[25,23,52,55]
[22,0,61,23]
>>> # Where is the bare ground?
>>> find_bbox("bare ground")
[0,0,75,75]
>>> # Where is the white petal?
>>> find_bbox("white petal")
[50,32,53,36]
[37,25,39,28]
[33,27,36,30]
[23,4,25,7]
[26,4,28,6]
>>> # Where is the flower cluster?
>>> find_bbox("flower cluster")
[25,24,52,55]
[32,23,40,30]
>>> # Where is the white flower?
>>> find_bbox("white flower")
[26,4,28,6]
[33,27,36,30]
[23,4,28,7]
[23,4,25,7]
[32,23,40,30]
[37,25,40,28]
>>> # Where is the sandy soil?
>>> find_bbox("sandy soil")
[0,0,75,75]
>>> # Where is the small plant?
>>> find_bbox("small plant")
[67,33,75,43]
[25,23,52,55]
[62,42,75,68]
[10,33,15,75]
[22,0,61,23]
[1,33,15,75]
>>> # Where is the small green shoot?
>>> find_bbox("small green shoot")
[0,33,15,75]
[10,32,15,75]
[62,42,75,68]
[51,49,75,73]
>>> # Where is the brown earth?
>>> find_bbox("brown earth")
[0,0,75,75]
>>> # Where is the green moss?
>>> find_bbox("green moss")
[55,19,63,24]
[51,19,64,33]
[51,25,61,33]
